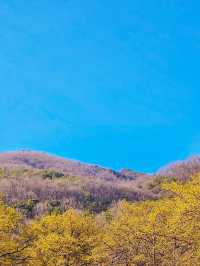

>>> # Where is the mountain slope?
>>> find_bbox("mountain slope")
[0,151,200,217]
[0,151,148,181]
[158,156,200,181]
[0,151,154,216]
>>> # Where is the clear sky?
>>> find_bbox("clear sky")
[0,0,200,172]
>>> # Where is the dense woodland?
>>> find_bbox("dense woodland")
[1,152,200,265]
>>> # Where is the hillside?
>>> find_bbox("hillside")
[1,152,200,265]
[0,151,200,217]
[158,156,200,180]
[0,151,147,181]
[0,151,155,216]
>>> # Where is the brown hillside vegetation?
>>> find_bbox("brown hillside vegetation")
[0,151,155,216]
[0,151,148,181]
[0,151,199,218]
[158,156,200,181]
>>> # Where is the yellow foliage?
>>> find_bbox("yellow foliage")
[27,209,102,266]
[2,175,200,265]
[0,199,32,265]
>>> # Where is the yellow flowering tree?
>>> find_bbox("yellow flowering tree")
[27,209,101,266]
[0,198,32,265]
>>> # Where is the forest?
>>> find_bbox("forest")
[0,152,200,265]
[1,175,200,265]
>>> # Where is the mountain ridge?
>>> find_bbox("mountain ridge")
[1,150,200,182]
[0,150,148,181]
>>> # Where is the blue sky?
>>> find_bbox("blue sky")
[0,0,200,172]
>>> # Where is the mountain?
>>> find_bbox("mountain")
[0,151,154,216]
[158,156,200,181]
[0,151,200,217]
[0,151,148,181]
